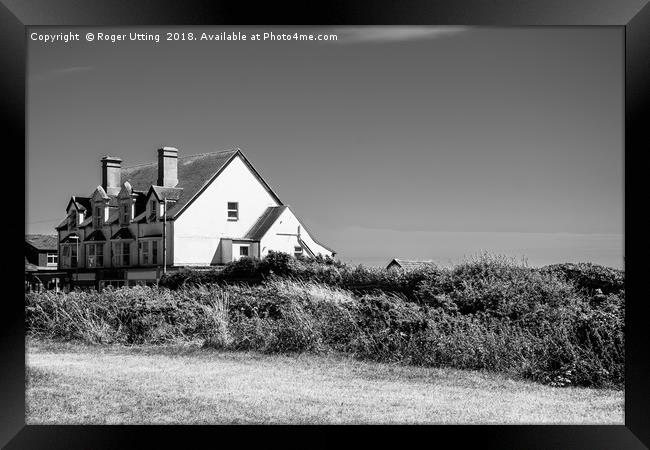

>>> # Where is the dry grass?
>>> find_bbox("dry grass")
[26,339,623,425]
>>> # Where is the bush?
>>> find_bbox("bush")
[26,254,625,388]
[542,262,624,295]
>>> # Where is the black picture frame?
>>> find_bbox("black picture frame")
[3,1,648,448]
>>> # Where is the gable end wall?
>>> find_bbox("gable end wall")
[172,155,280,265]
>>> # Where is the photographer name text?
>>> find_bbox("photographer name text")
[30,31,338,44]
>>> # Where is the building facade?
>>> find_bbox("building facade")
[25,234,65,291]
[56,147,335,289]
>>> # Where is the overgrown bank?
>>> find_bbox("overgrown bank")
[26,253,624,388]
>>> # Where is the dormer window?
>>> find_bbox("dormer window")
[149,200,157,222]
[121,203,131,225]
[68,210,76,229]
[94,206,102,228]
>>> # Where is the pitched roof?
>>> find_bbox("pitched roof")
[150,186,183,202]
[133,211,147,224]
[119,149,282,219]
[55,217,69,231]
[25,234,58,251]
[66,196,92,212]
[244,206,288,240]
[387,259,437,271]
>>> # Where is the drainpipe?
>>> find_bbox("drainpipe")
[163,197,167,276]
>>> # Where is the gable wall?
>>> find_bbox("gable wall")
[173,155,280,265]
[260,208,334,258]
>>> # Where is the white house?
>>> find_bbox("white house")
[56,147,335,288]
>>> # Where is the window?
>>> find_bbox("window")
[121,203,130,225]
[70,244,78,268]
[86,244,104,268]
[141,241,149,265]
[47,253,58,265]
[94,206,102,228]
[149,200,157,222]
[68,211,76,229]
[227,202,239,221]
[139,240,159,266]
[239,246,249,257]
[152,240,158,265]
[294,246,303,258]
[114,242,130,266]
[61,246,69,267]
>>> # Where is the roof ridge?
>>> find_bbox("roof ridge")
[177,148,240,160]
[121,148,240,170]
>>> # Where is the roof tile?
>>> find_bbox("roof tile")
[25,234,58,251]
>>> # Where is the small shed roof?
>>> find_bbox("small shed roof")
[245,206,288,240]
[387,258,437,271]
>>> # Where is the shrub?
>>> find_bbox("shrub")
[26,255,625,388]
[542,262,624,295]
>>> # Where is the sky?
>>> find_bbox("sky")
[26,26,624,268]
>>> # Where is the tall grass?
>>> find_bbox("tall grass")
[26,254,624,388]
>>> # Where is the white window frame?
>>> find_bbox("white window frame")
[227,202,239,221]
[46,253,58,265]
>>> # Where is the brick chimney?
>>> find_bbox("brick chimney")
[157,146,178,187]
[101,156,122,196]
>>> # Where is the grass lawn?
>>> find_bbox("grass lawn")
[26,339,624,424]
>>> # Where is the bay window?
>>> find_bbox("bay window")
[152,240,158,265]
[61,245,70,268]
[86,243,104,268]
[113,242,131,266]
[139,240,160,266]
[140,241,149,265]
[70,244,78,268]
